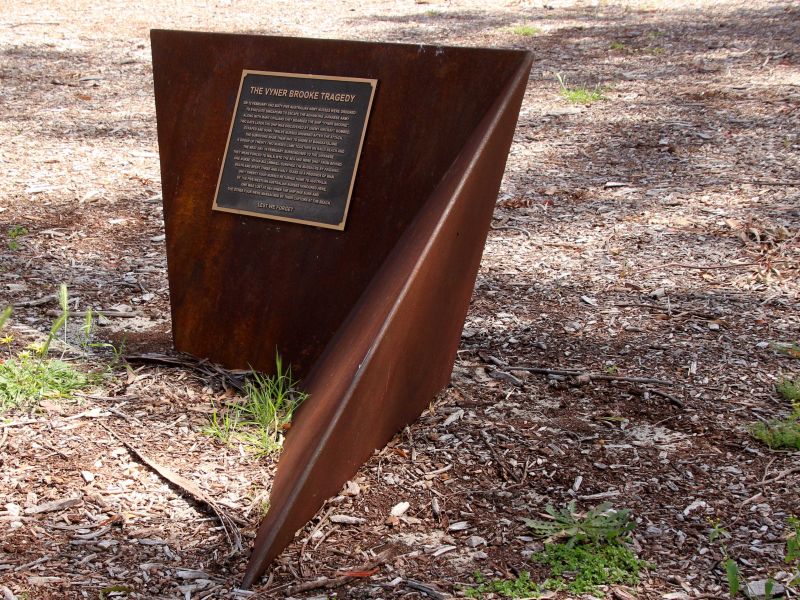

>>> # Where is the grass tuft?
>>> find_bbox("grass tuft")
[556,73,605,105]
[7,225,28,251]
[0,353,91,412]
[749,375,800,451]
[750,418,800,451]
[512,24,540,36]
[0,289,98,414]
[203,354,307,456]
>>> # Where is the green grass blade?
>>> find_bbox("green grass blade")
[58,283,69,312]
[725,558,740,597]
[40,312,67,357]
[0,306,11,331]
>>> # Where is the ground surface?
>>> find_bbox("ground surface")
[1,0,799,598]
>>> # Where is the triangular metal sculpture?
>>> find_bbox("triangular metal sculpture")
[151,30,531,588]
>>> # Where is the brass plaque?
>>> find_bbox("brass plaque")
[213,70,377,230]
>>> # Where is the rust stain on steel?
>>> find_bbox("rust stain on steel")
[150,30,531,588]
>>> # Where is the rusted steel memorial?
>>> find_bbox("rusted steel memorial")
[150,30,532,587]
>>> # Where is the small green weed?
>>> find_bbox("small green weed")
[724,556,740,597]
[204,402,239,443]
[610,40,626,50]
[0,306,11,332]
[512,24,540,36]
[534,540,651,595]
[524,501,634,545]
[749,376,800,451]
[0,352,91,412]
[521,503,649,595]
[204,354,307,456]
[38,283,69,357]
[258,498,271,519]
[777,377,800,403]
[750,419,800,450]
[556,73,605,105]
[0,286,99,414]
[787,516,800,566]
[467,503,648,597]
[709,518,800,597]
[99,585,133,598]
[464,570,540,599]
[772,342,800,359]
[786,516,800,588]
[7,225,28,250]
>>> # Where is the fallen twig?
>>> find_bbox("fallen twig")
[24,496,82,515]
[505,365,674,386]
[405,579,449,600]
[124,352,248,392]
[99,423,244,553]
[10,295,55,308]
[8,21,61,28]
[639,260,788,274]
[650,388,685,409]
[480,429,520,482]
[490,224,531,238]
[0,418,40,429]
[739,180,800,186]
[588,373,674,385]
[507,366,583,376]
[46,309,141,319]
[614,303,720,321]
[284,547,399,596]
[762,465,800,486]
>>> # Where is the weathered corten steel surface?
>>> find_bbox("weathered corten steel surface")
[152,30,529,376]
[150,31,531,588]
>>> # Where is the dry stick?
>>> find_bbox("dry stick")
[125,352,248,392]
[614,303,720,321]
[490,224,531,238]
[405,579,449,600]
[507,366,674,386]
[8,21,61,27]
[649,388,685,409]
[762,465,800,486]
[11,295,55,308]
[98,423,244,553]
[760,456,779,489]
[45,309,141,319]
[0,418,40,429]
[589,373,675,386]
[510,366,583,376]
[739,180,800,186]
[639,260,790,274]
[283,547,398,596]
[480,429,520,483]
